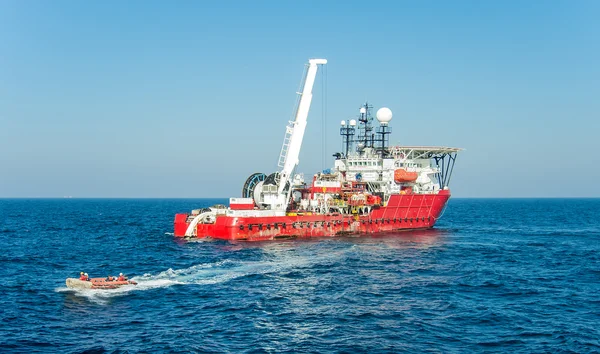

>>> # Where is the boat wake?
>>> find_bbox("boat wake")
[56,248,338,304]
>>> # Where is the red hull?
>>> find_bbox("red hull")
[174,191,450,241]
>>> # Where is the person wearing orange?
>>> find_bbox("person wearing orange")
[79,272,86,281]
[106,275,114,281]
[117,273,126,281]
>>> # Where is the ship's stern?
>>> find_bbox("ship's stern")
[174,213,189,237]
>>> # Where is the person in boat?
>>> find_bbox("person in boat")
[117,273,126,281]
[106,275,114,281]
[79,272,86,281]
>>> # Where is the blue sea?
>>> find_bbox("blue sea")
[0,198,598,353]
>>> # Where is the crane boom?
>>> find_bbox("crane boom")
[277,59,327,200]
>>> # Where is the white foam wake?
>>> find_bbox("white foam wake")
[57,248,339,303]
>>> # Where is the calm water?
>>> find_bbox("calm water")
[0,198,598,353]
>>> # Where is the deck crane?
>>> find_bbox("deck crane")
[262,58,327,211]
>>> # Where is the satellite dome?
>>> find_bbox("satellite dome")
[340,120,346,126]
[360,107,367,114]
[376,107,393,125]
[349,119,357,126]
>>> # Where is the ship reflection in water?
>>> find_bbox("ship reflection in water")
[219,228,448,253]
[357,228,448,248]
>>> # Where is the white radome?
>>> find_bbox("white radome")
[340,120,346,126]
[360,107,367,114]
[349,119,357,126]
[376,107,393,124]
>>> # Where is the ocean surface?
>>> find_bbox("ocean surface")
[0,198,598,353]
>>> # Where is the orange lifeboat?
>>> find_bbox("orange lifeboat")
[394,169,418,183]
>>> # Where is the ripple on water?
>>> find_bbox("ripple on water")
[0,198,598,352]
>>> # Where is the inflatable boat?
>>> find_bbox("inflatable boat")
[66,277,137,290]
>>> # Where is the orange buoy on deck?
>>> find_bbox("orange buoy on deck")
[394,169,418,183]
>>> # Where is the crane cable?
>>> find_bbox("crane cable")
[321,65,327,170]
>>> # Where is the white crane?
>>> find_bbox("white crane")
[266,58,327,211]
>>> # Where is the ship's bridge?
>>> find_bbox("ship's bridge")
[344,157,383,168]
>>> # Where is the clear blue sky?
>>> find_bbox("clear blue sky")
[1,0,598,198]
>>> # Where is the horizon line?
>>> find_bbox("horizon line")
[1,196,599,200]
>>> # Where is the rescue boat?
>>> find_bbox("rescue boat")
[66,278,137,290]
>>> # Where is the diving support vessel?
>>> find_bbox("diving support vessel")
[174,59,462,241]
